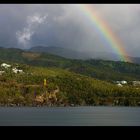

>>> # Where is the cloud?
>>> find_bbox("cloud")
[16,13,47,48]
[0,4,140,57]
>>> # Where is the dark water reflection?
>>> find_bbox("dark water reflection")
[0,106,140,126]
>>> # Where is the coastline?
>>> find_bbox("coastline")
[0,104,140,107]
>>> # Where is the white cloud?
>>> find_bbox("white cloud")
[27,13,47,25]
[16,13,47,48]
[16,28,34,47]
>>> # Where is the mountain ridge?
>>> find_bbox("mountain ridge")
[29,46,140,64]
[0,46,140,82]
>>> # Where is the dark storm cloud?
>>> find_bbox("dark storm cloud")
[0,4,140,57]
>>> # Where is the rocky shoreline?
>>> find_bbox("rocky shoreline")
[0,103,140,107]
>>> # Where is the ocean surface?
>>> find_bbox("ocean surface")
[0,106,140,126]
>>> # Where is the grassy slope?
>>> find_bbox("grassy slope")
[0,47,140,106]
[0,63,140,106]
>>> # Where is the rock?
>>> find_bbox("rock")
[70,104,75,107]
[0,71,5,75]
[34,95,44,105]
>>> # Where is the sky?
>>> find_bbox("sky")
[0,4,140,57]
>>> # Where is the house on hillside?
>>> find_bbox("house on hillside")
[12,68,23,74]
[115,80,127,85]
[1,63,11,69]
[121,80,127,84]
[117,83,123,87]
[132,81,140,86]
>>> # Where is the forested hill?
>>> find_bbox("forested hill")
[29,46,140,64]
[1,63,140,106]
[0,47,140,81]
[29,46,90,59]
[1,47,140,106]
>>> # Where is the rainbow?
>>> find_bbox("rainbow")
[76,4,132,62]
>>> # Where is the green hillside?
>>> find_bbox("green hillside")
[0,63,140,106]
[0,47,140,82]
[0,47,140,106]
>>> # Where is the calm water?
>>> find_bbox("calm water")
[0,106,140,126]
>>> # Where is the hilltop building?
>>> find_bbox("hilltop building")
[1,63,11,69]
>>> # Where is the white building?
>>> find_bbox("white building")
[117,83,123,87]
[12,68,23,74]
[121,81,127,84]
[132,81,140,86]
[115,80,127,85]
[1,63,11,69]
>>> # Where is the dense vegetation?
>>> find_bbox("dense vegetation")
[1,47,140,82]
[0,47,140,106]
[0,62,140,106]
